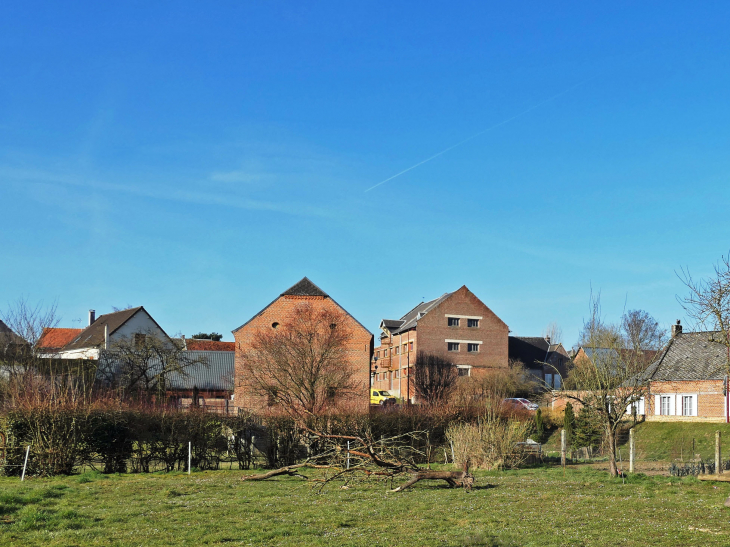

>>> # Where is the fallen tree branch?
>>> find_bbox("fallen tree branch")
[390,460,474,492]
[241,463,332,481]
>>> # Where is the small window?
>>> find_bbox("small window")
[395,346,400,355]
[682,395,693,416]
[409,341,413,351]
[448,342,460,352]
[467,319,479,328]
[660,395,671,415]
[457,366,471,377]
[384,349,388,357]
[272,322,279,329]
[330,323,337,330]
[467,343,479,353]
[448,317,460,327]
[134,333,146,348]
[402,344,407,353]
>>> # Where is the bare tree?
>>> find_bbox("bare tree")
[562,295,661,477]
[542,321,563,345]
[1,297,59,348]
[413,352,458,405]
[678,254,730,376]
[622,309,667,351]
[98,331,205,399]
[240,303,356,417]
[0,297,60,375]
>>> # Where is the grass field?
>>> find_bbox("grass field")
[2,465,730,546]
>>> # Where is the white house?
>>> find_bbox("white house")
[56,307,172,360]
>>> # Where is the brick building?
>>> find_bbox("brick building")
[372,285,509,402]
[232,277,373,413]
[641,322,729,422]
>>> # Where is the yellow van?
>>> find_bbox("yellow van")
[370,390,397,405]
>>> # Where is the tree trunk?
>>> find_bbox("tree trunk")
[607,427,618,477]
[390,460,473,492]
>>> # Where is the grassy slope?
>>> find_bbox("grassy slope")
[628,422,730,462]
[2,467,730,546]
[541,421,730,462]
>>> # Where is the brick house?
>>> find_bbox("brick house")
[642,322,730,422]
[372,285,509,402]
[232,277,373,413]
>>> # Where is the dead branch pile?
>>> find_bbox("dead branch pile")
[241,428,474,493]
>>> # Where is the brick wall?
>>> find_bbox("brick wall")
[415,286,509,375]
[234,295,373,413]
[647,380,727,422]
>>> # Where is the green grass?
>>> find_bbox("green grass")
[628,422,730,462]
[2,466,730,546]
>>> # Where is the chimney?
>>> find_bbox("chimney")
[546,336,551,344]
[671,320,682,338]
[89,309,96,326]
[104,324,109,349]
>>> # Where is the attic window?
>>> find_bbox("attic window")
[272,322,279,329]
[134,333,146,348]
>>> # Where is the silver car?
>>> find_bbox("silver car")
[502,398,539,411]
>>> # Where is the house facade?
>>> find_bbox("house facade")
[643,323,729,422]
[57,307,172,359]
[372,285,509,401]
[232,277,373,413]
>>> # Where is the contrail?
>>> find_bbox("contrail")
[365,80,588,192]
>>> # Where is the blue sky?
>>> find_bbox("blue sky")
[2,2,729,345]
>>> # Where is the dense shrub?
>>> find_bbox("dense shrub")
[446,412,534,470]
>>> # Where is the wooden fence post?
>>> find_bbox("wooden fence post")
[716,431,722,475]
[629,428,635,474]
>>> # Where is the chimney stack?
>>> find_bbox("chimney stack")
[671,320,682,338]
[89,310,96,326]
[104,324,109,349]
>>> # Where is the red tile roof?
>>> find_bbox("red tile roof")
[185,340,235,352]
[37,328,83,349]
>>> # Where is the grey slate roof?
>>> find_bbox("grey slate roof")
[508,336,551,368]
[382,292,453,335]
[281,277,328,297]
[166,350,234,391]
[645,331,729,381]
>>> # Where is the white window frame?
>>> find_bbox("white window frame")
[678,393,697,417]
[456,365,472,377]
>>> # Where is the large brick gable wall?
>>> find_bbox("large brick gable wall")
[233,294,373,413]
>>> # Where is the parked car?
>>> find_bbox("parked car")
[370,390,397,405]
[502,398,539,411]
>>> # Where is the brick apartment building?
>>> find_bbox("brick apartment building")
[232,277,373,413]
[372,285,509,402]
